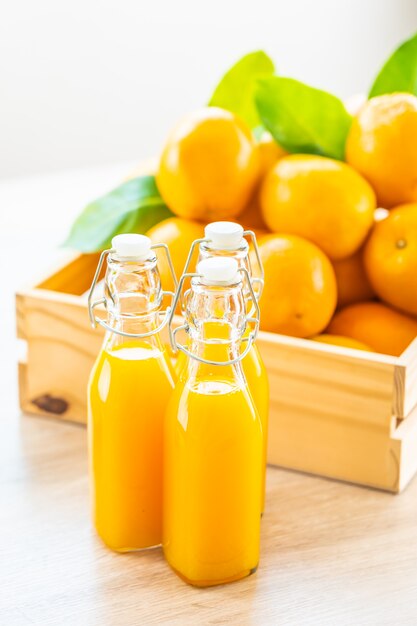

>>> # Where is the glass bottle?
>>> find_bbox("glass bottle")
[87,234,176,552]
[179,221,269,513]
[164,257,263,586]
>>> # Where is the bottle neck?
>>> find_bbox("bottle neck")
[104,311,165,352]
[182,282,247,386]
[103,252,164,349]
[183,332,246,387]
[199,242,251,274]
[198,242,260,309]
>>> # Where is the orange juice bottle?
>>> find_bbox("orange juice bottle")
[178,221,269,512]
[164,257,263,586]
[87,234,176,551]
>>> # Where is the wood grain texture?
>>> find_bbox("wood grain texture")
[16,289,104,423]
[35,251,101,295]
[257,331,398,431]
[400,337,417,417]
[2,410,417,626]
[392,404,417,492]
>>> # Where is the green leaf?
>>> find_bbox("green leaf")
[369,32,417,98]
[209,51,275,128]
[254,77,352,160]
[64,176,173,252]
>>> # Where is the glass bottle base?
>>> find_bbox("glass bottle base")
[169,563,258,588]
[96,529,161,553]
[104,542,161,554]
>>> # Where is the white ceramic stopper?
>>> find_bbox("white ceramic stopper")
[111,234,152,260]
[205,221,244,250]
[197,257,239,285]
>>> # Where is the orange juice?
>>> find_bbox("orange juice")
[88,339,175,551]
[193,222,269,511]
[175,329,269,511]
[243,337,269,511]
[87,234,179,552]
[164,366,262,586]
[164,255,263,588]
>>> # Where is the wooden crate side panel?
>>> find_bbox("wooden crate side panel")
[17,290,104,423]
[392,404,417,492]
[400,337,417,417]
[36,253,101,295]
[257,333,397,432]
[267,397,400,491]
[17,289,399,434]
[18,361,84,423]
[392,362,407,419]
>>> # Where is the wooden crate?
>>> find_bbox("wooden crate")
[16,252,417,493]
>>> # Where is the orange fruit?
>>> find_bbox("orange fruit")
[332,248,374,309]
[311,334,372,351]
[257,131,287,173]
[374,207,389,223]
[346,93,417,208]
[327,302,417,356]
[239,132,286,231]
[239,199,269,231]
[254,234,337,337]
[156,107,259,221]
[364,203,417,315]
[146,217,204,292]
[260,155,376,260]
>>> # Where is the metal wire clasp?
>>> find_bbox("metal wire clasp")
[181,229,264,301]
[168,267,260,366]
[87,243,178,339]
[244,229,264,300]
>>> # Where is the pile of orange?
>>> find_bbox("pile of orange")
[145,96,417,357]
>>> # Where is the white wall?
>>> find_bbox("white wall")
[1,0,416,179]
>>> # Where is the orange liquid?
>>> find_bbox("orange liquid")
[88,340,175,551]
[175,330,269,511]
[164,337,263,586]
[242,337,269,512]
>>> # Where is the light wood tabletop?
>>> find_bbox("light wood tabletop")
[2,410,417,626]
[2,167,417,625]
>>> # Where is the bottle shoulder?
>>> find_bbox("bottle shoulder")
[89,339,176,390]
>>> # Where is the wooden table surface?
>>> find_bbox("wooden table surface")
[2,412,417,626]
[1,167,417,625]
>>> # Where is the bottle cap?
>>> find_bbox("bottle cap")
[111,234,152,260]
[205,221,244,250]
[197,257,239,285]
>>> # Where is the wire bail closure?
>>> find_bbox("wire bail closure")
[87,243,177,339]
[181,229,265,303]
[168,267,260,366]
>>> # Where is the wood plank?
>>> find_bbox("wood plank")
[399,336,417,417]
[258,331,397,432]
[36,252,101,295]
[17,289,397,432]
[392,402,417,492]
[16,290,104,423]
[267,395,400,491]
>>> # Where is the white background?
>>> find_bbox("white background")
[1,0,417,179]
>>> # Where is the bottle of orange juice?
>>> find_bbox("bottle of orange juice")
[164,257,263,586]
[87,234,176,552]
[179,221,269,513]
